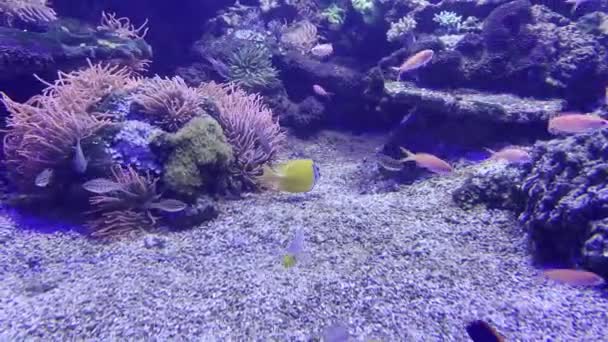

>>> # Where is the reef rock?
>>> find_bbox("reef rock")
[452,162,527,211]
[519,129,608,275]
[0,20,152,82]
[385,81,563,124]
[275,51,369,129]
[383,81,563,154]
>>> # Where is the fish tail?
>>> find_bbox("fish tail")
[257,165,281,190]
[399,147,414,162]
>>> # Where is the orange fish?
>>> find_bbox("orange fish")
[391,49,434,81]
[548,113,608,134]
[543,269,605,286]
[466,320,505,342]
[399,147,453,175]
[485,147,531,164]
[313,84,332,98]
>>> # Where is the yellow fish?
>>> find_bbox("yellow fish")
[258,159,320,193]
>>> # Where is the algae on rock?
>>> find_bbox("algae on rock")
[154,116,233,197]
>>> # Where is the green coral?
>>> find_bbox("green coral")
[351,0,379,24]
[157,116,233,197]
[227,42,279,91]
[320,4,346,26]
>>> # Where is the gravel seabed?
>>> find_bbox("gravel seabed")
[0,131,607,341]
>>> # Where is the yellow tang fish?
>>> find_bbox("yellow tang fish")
[258,159,320,193]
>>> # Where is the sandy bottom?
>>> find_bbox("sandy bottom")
[0,131,606,341]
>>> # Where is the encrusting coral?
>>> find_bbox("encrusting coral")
[154,116,234,197]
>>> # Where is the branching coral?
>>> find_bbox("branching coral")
[131,75,204,132]
[320,4,346,26]
[387,15,417,42]
[227,42,279,91]
[433,11,462,33]
[351,0,379,24]
[0,0,57,24]
[98,11,149,40]
[198,82,285,186]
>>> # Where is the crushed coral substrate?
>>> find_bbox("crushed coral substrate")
[0,132,606,341]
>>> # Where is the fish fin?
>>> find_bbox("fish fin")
[483,147,496,155]
[257,165,282,190]
[399,147,415,162]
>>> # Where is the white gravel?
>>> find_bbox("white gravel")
[0,131,607,341]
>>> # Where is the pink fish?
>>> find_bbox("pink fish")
[543,269,605,286]
[485,147,531,164]
[399,147,453,175]
[310,43,333,58]
[313,84,332,98]
[391,49,434,81]
[548,113,608,134]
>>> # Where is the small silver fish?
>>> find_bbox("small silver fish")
[35,168,53,187]
[313,84,332,98]
[73,139,88,174]
[82,178,124,194]
[148,199,188,212]
[310,43,334,58]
